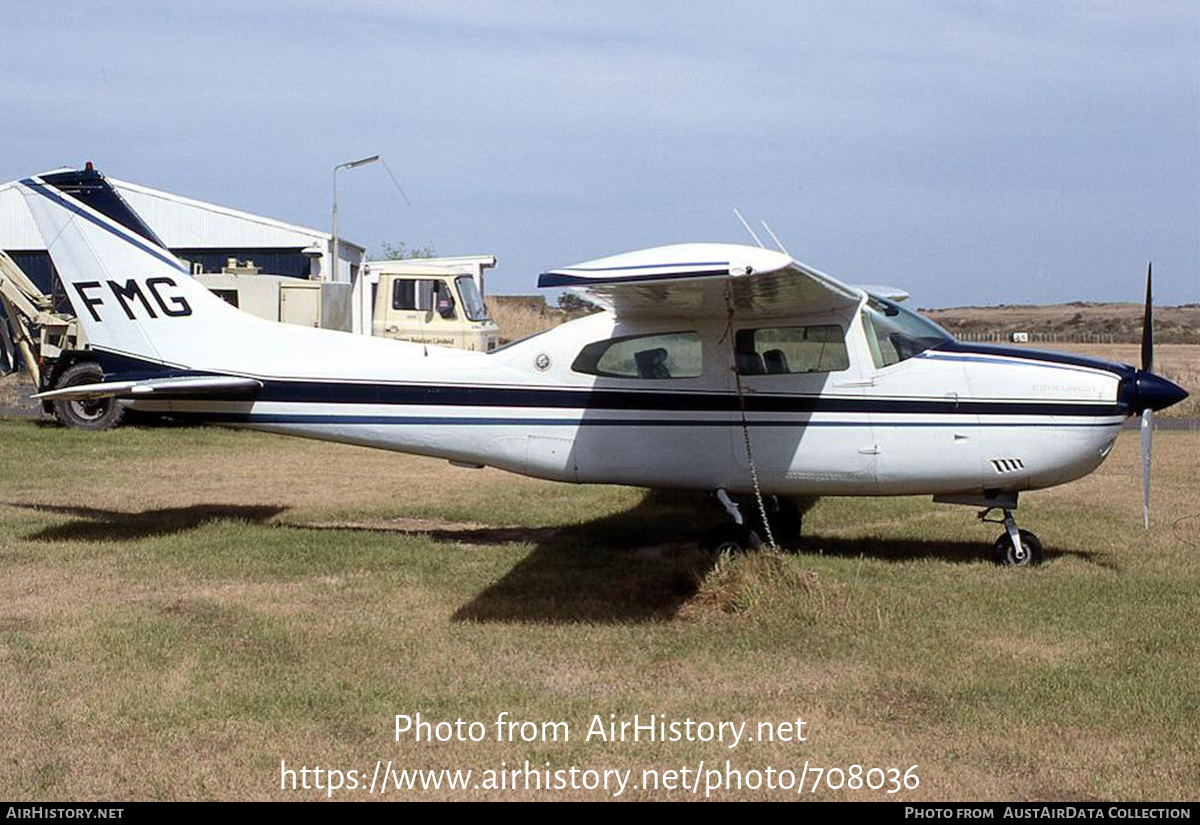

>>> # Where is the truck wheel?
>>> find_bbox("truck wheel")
[52,362,126,431]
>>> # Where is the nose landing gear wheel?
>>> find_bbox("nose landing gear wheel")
[993,529,1043,567]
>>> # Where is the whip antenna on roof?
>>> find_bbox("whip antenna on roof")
[733,208,765,248]
[760,220,790,257]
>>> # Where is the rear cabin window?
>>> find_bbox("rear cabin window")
[734,325,849,375]
[572,332,702,379]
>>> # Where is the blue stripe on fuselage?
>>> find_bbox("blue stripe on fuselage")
[167,411,1125,428]
[97,351,1131,419]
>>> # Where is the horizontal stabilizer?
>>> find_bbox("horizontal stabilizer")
[36,375,262,402]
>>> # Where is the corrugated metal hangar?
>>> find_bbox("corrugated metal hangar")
[0,170,365,293]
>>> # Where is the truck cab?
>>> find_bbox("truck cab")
[356,257,500,352]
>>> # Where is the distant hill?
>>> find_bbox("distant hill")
[920,303,1199,345]
[490,295,1200,346]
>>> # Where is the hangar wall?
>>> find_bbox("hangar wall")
[0,173,364,294]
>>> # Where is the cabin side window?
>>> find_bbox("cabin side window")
[572,331,703,379]
[734,325,849,375]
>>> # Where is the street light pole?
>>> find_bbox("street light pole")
[330,154,380,282]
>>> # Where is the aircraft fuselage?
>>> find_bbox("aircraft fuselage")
[118,301,1154,500]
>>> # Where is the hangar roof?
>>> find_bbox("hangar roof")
[0,173,363,253]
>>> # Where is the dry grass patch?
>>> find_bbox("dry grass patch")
[0,420,1196,800]
[489,297,568,344]
[0,370,32,407]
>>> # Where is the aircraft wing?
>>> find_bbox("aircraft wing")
[35,375,262,402]
[538,243,864,320]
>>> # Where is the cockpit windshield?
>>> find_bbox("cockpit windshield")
[861,295,953,369]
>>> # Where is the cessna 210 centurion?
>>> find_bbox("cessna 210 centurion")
[22,168,1188,565]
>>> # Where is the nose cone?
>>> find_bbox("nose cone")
[1133,371,1189,412]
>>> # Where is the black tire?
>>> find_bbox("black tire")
[992,530,1044,567]
[752,496,804,543]
[703,523,763,554]
[51,362,126,431]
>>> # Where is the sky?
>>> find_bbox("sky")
[2,1,1197,306]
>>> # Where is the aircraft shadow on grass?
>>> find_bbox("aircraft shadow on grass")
[9,502,288,542]
[453,536,1111,625]
[300,492,1112,624]
[9,496,1111,624]
[793,535,1111,569]
[297,491,724,624]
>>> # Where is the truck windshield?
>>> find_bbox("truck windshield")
[861,295,953,369]
[456,276,490,322]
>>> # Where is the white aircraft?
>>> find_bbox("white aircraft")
[20,168,1188,565]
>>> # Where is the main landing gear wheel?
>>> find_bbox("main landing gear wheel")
[993,529,1043,567]
[704,523,763,554]
[51,362,126,431]
[702,488,764,553]
[755,496,803,544]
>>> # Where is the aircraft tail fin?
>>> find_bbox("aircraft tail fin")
[19,167,259,376]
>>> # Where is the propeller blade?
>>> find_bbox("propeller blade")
[1139,262,1155,529]
[1141,408,1153,529]
[1141,262,1153,374]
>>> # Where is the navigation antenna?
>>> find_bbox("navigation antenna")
[760,220,791,257]
[733,208,765,248]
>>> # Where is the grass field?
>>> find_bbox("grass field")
[0,419,1196,801]
[924,303,1199,345]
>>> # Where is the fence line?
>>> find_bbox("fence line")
[954,332,1121,344]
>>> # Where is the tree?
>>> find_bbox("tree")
[377,241,438,261]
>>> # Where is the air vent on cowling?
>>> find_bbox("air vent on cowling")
[990,458,1025,473]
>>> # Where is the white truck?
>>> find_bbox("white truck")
[0,251,501,429]
[197,265,354,332]
[353,255,499,352]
